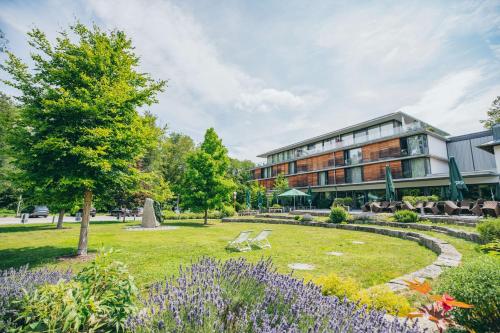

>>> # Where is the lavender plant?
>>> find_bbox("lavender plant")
[126,258,422,333]
[0,265,72,330]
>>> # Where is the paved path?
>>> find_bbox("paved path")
[0,215,141,225]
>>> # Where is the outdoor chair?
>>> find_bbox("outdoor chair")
[380,201,391,212]
[423,202,439,215]
[370,202,382,213]
[361,202,371,212]
[387,201,401,213]
[226,230,253,252]
[249,229,272,249]
[458,201,473,215]
[481,201,500,217]
[402,201,415,211]
[443,201,460,215]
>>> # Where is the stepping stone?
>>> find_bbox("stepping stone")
[288,263,315,270]
[352,241,365,244]
[326,251,343,256]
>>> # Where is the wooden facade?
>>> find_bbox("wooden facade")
[255,137,407,190]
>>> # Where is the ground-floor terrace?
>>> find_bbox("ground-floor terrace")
[271,171,499,209]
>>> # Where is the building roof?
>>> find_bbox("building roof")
[447,130,492,143]
[257,111,449,158]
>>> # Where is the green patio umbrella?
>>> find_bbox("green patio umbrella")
[440,186,449,200]
[494,183,500,201]
[278,188,309,210]
[257,191,263,211]
[307,186,313,209]
[448,156,467,201]
[385,165,396,202]
[245,189,251,209]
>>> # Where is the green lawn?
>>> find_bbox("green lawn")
[0,219,437,288]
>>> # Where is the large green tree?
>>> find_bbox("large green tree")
[0,92,20,210]
[158,132,195,193]
[1,23,165,255]
[273,173,289,194]
[180,128,235,224]
[481,96,500,128]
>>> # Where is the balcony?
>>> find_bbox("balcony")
[256,121,427,168]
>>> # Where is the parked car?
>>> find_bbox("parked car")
[111,207,131,217]
[23,205,49,218]
[74,207,97,217]
[131,207,143,217]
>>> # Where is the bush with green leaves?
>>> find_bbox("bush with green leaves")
[220,205,236,217]
[162,210,223,220]
[435,256,500,332]
[271,203,282,209]
[329,206,349,224]
[477,219,500,243]
[332,197,353,208]
[401,195,438,206]
[16,250,137,332]
[393,210,419,223]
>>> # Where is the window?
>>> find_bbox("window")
[344,148,363,165]
[401,135,428,156]
[341,133,354,146]
[380,122,395,137]
[288,161,297,175]
[402,158,430,178]
[318,171,328,186]
[354,129,368,144]
[367,126,381,140]
[345,167,363,183]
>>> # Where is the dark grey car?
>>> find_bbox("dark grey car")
[26,205,49,218]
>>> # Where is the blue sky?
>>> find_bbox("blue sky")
[1,0,499,161]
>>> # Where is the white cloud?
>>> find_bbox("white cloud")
[400,68,499,134]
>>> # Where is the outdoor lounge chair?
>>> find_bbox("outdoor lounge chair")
[481,201,500,217]
[370,202,382,213]
[402,201,415,211]
[443,201,460,215]
[423,202,439,215]
[361,202,371,212]
[458,201,473,215]
[387,201,401,213]
[380,201,391,212]
[471,202,483,216]
[249,229,272,249]
[226,230,253,252]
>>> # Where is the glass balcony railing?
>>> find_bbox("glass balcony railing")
[255,121,426,168]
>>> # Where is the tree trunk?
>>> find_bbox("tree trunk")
[122,209,126,223]
[204,209,208,225]
[77,190,92,256]
[56,209,65,229]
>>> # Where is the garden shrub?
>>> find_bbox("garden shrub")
[16,251,137,332]
[477,219,500,243]
[127,258,419,332]
[220,205,236,217]
[357,285,411,316]
[271,203,282,208]
[480,240,500,256]
[435,256,500,332]
[294,215,301,221]
[393,210,419,223]
[0,266,72,331]
[329,206,349,224]
[402,195,439,206]
[313,273,411,316]
[332,197,353,208]
[162,210,224,220]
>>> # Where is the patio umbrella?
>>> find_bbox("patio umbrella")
[494,183,500,201]
[440,186,449,200]
[307,186,313,209]
[257,191,263,211]
[245,189,251,209]
[448,156,467,201]
[278,188,309,210]
[385,165,396,202]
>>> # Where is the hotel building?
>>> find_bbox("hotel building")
[250,112,500,208]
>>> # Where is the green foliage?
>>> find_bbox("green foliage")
[481,96,500,128]
[332,197,353,208]
[0,208,15,217]
[329,206,349,224]
[393,210,419,223]
[477,219,500,243]
[294,215,301,221]
[435,256,500,332]
[402,195,439,205]
[180,128,235,224]
[480,241,500,256]
[271,203,281,209]
[220,205,236,217]
[17,251,137,332]
[162,210,224,220]
[273,173,289,194]
[313,273,410,316]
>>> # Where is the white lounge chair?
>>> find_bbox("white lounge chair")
[226,230,253,252]
[249,229,272,249]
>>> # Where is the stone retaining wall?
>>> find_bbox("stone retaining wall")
[222,217,462,291]
[351,220,483,244]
